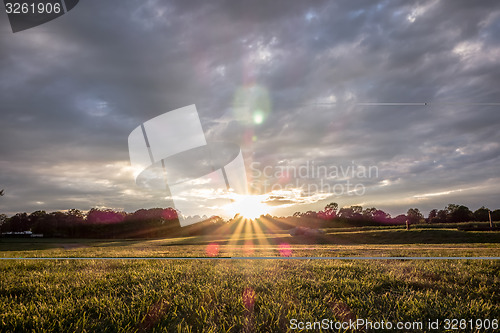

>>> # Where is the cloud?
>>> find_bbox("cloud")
[1,0,499,216]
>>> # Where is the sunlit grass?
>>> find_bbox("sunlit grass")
[0,227,498,332]
[0,256,498,332]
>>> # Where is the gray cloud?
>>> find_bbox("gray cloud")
[1,0,500,217]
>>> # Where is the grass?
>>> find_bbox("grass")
[1,227,499,258]
[0,227,499,332]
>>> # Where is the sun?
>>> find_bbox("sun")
[225,194,271,220]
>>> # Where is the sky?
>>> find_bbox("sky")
[1,0,500,218]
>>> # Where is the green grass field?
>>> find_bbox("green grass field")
[1,227,499,332]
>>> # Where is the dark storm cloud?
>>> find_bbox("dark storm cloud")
[1,0,500,216]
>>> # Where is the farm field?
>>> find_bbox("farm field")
[0,228,499,332]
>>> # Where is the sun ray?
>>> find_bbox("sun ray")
[250,217,271,252]
[225,215,246,256]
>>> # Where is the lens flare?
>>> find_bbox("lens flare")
[278,243,292,257]
[206,243,220,257]
[253,110,264,124]
[232,85,271,126]
[242,287,256,311]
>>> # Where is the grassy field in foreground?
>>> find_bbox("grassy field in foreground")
[0,256,499,332]
[0,229,499,332]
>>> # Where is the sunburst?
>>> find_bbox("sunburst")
[225,194,271,220]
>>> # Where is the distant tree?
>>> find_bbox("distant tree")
[407,208,423,224]
[491,209,500,222]
[372,209,391,224]
[318,202,338,220]
[161,208,178,221]
[325,202,338,214]
[0,190,7,232]
[351,206,363,215]
[473,206,490,222]
[67,209,84,219]
[29,210,48,220]
[338,206,363,219]
[0,214,7,234]
[122,208,180,238]
[446,204,459,214]
[30,211,49,235]
[63,209,85,237]
[436,209,448,223]
[0,190,4,233]
[337,207,350,219]
[302,211,317,218]
[447,204,473,223]
[362,207,377,220]
[29,210,48,226]
[317,211,328,220]
[392,214,407,225]
[426,209,437,223]
[7,213,30,232]
[87,208,125,224]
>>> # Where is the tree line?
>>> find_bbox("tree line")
[293,202,499,225]
[0,208,180,238]
[0,200,498,239]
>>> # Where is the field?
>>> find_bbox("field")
[0,227,499,332]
